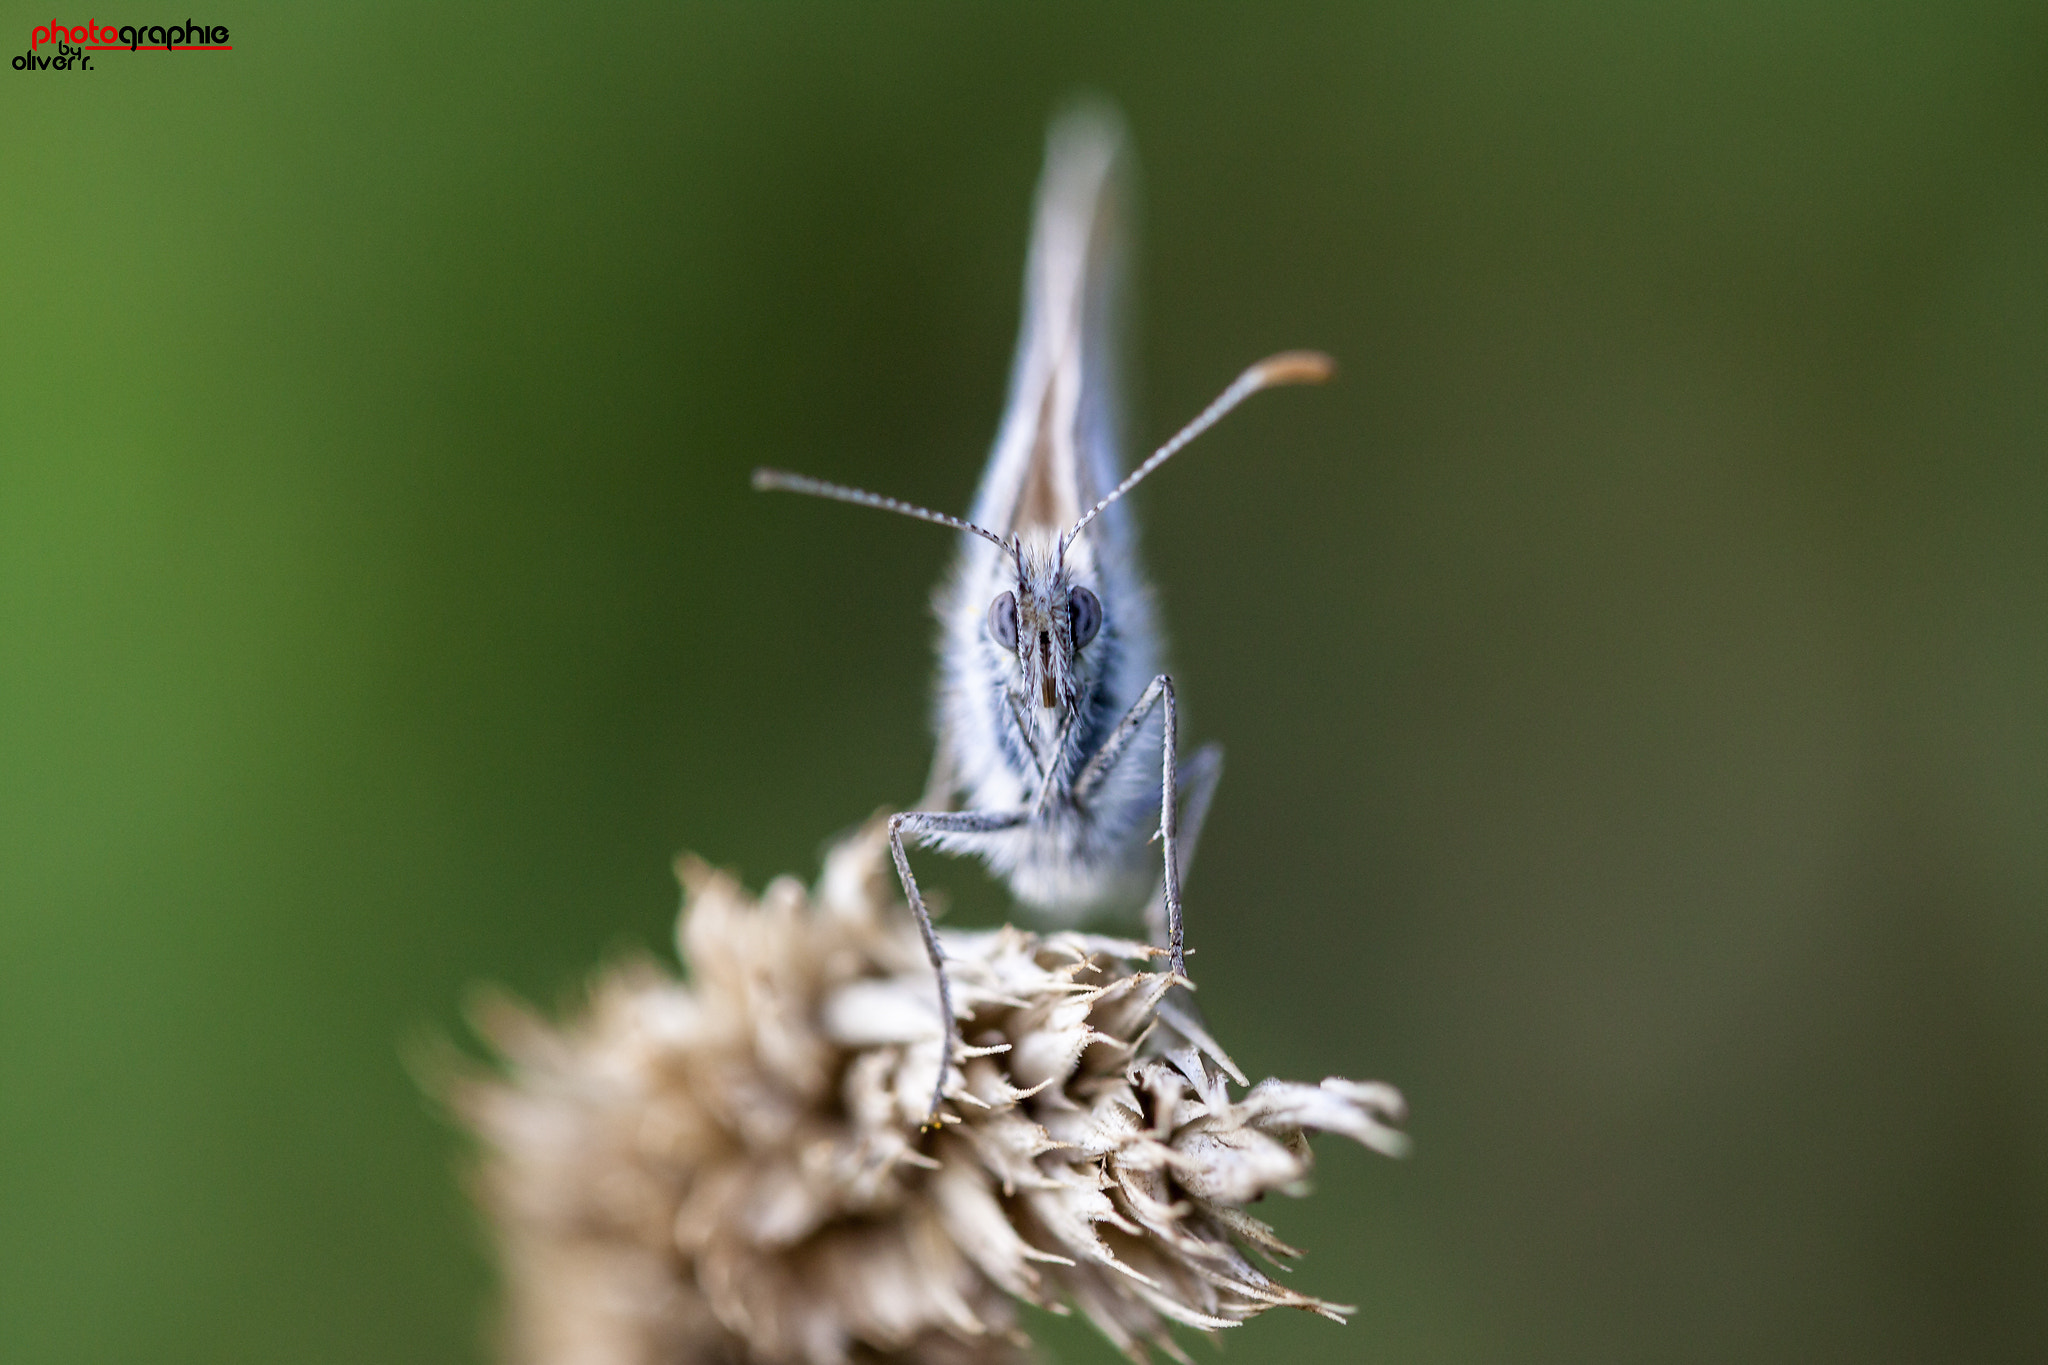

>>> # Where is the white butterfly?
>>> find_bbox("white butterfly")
[756,107,1330,1124]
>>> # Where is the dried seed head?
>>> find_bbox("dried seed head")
[454,822,1407,1365]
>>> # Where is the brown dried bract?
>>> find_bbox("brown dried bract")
[454,823,1407,1365]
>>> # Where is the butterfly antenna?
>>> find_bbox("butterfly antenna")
[1066,350,1334,544]
[752,468,1013,554]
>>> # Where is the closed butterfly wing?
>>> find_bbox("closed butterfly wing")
[929,107,1163,900]
[972,105,1130,545]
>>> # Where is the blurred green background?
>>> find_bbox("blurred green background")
[4,3,2046,1361]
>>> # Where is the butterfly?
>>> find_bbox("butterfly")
[755,107,1330,1124]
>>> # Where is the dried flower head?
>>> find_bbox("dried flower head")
[455,822,1408,1365]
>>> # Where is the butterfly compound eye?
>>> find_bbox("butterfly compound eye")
[988,591,1020,651]
[1068,586,1102,648]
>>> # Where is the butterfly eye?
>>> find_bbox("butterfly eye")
[1068,586,1102,649]
[988,591,1019,651]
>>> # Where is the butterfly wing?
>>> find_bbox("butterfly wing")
[969,103,1132,546]
[928,106,1162,876]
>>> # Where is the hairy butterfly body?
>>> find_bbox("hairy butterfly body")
[755,108,1330,1124]
[926,117,1162,917]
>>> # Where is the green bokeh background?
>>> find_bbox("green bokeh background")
[5,4,2046,1361]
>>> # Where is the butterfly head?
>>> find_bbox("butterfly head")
[985,535,1103,715]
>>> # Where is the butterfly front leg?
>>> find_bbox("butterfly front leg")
[1142,741,1222,950]
[1073,674,1190,982]
[887,806,1027,1129]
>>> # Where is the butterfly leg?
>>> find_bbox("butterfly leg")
[887,806,1026,1128]
[1144,742,1223,949]
[1074,674,1189,982]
